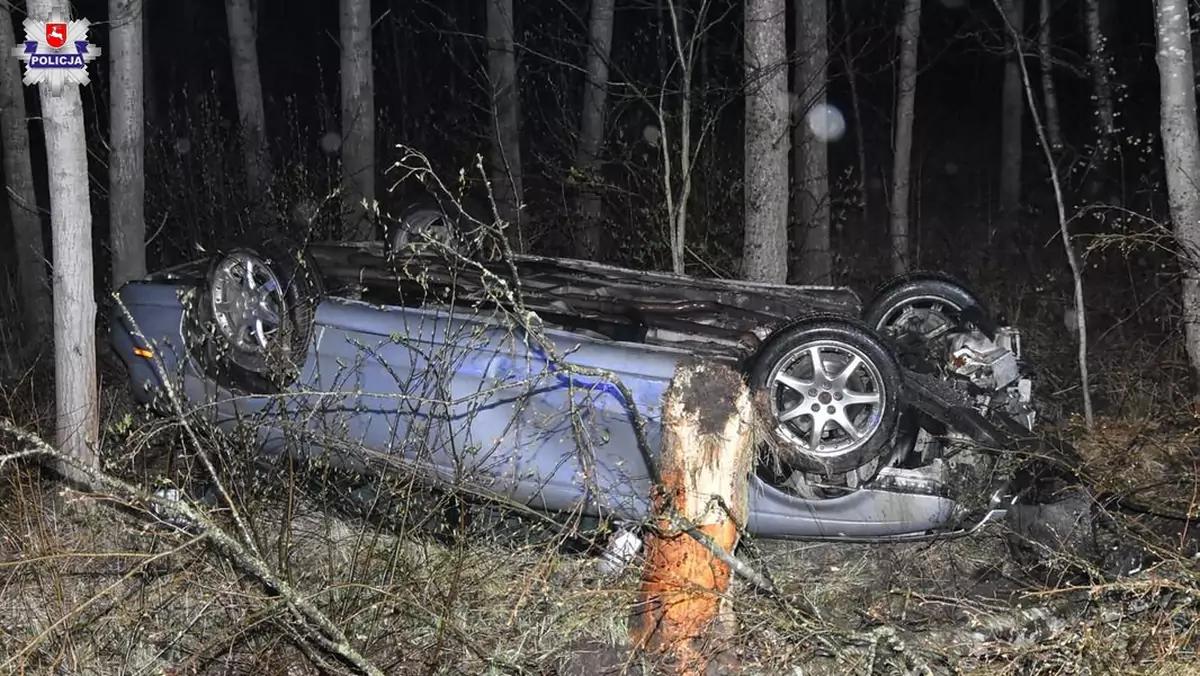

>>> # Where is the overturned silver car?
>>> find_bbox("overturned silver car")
[109,234,1041,543]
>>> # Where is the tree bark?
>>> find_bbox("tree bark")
[0,4,49,342]
[1084,0,1114,174]
[142,0,158,132]
[793,0,831,285]
[28,0,99,481]
[742,0,788,283]
[888,0,922,275]
[630,360,753,676]
[1155,0,1200,408]
[1037,0,1063,152]
[340,0,376,241]
[573,0,616,261]
[487,0,525,252]
[998,0,1024,233]
[109,0,146,288]
[225,0,270,206]
[839,0,869,230]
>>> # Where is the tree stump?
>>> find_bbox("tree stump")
[630,359,754,675]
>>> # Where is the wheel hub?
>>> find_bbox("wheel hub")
[210,252,285,354]
[769,341,886,459]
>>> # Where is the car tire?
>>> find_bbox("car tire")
[383,197,484,259]
[187,238,324,395]
[863,272,995,344]
[749,315,902,477]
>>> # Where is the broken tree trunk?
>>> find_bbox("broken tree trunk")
[630,359,754,675]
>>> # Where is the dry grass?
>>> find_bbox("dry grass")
[3,407,1199,676]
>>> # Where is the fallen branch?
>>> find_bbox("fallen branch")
[0,419,386,676]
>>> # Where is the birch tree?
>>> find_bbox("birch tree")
[29,0,100,481]
[1154,0,1200,406]
[998,0,1024,232]
[340,0,376,241]
[888,0,922,275]
[109,0,145,287]
[0,4,49,342]
[1084,0,1114,175]
[1037,0,1063,152]
[225,0,270,207]
[793,0,831,285]
[487,0,525,251]
[573,0,616,260]
[742,0,788,283]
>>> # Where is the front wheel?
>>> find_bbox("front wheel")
[749,316,902,477]
[186,242,323,395]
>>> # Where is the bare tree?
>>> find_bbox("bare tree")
[1037,0,1063,152]
[109,0,145,288]
[1155,0,1200,408]
[793,0,831,285]
[839,0,869,229]
[28,0,100,481]
[888,0,922,275]
[340,0,376,241]
[225,0,270,206]
[0,4,49,343]
[998,0,1024,232]
[742,0,788,283]
[573,0,616,260]
[487,0,525,251]
[1084,0,1114,176]
[652,0,701,275]
[993,0,1092,427]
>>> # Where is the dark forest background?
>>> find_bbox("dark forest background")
[0,0,1187,419]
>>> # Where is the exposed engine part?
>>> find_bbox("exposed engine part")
[994,326,1022,360]
[946,328,1021,390]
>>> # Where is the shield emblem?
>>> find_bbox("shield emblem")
[45,23,67,49]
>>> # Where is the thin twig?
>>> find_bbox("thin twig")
[993,0,1093,428]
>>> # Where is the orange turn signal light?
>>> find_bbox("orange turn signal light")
[133,347,154,359]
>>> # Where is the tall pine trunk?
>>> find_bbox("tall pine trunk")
[1085,0,1114,180]
[1037,0,1063,152]
[0,4,49,343]
[574,0,616,260]
[109,0,146,288]
[742,0,788,283]
[998,0,1024,233]
[225,0,270,208]
[28,0,99,481]
[340,0,376,241]
[487,0,525,252]
[1155,0,1200,407]
[793,0,831,285]
[888,0,922,275]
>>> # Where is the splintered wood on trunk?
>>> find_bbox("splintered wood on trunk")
[630,360,753,675]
